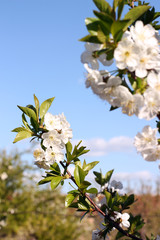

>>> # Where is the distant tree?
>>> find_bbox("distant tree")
[0,150,89,240]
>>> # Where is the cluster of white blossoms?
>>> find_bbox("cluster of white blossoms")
[91,180,129,239]
[114,21,160,78]
[134,125,160,162]
[33,112,73,169]
[82,21,160,120]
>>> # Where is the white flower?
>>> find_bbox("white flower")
[33,148,50,169]
[147,71,160,91]
[44,112,73,145]
[113,212,130,228]
[135,48,157,78]
[130,21,158,47]
[134,125,158,152]
[141,145,160,162]
[138,88,160,120]
[101,183,108,192]
[42,130,62,148]
[33,148,45,161]
[156,235,160,240]
[114,37,139,71]
[81,43,113,70]
[107,86,135,109]
[120,92,144,116]
[0,172,8,180]
[44,113,61,131]
[81,43,102,69]
[110,180,123,192]
[114,20,160,78]
[85,64,110,100]
[98,53,113,66]
[92,230,104,240]
[45,146,64,163]
[103,75,122,103]
[134,125,160,162]
[57,113,73,144]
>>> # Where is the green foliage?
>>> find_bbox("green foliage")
[65,140,90,163]
[39,97,55,122]
[93,169,114,186]
[12,95,55,143]
[123,5,151,30]
[0,150,89,240]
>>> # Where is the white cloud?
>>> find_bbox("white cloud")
[72,136,134,157]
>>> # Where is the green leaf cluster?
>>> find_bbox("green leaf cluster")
[93,169,114,186]
[12,95,54,143]
[38,162,63,190]
[65,141,90,163]
[80,0,151,55]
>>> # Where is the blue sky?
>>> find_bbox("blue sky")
[0,0,160,189]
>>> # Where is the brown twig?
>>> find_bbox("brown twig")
[60,161,143,240]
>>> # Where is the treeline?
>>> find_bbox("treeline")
[0,151,92,240]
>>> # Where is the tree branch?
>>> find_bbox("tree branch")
[60,161,143,240]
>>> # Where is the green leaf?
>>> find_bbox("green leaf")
[85,18,100,35]
[39,97,55,120]
[38,176,54,185]
[118,0,125,19]
[111,20,130,41]
[13,130,33,143]
[79,181,91,189]
[34,94,40,119]
[67,202,79,208]
[123,194,135,209]
[93,0,112,14]
[86,188,98,194]
[83,161,99,173]
[22,113,30,129]
[12,127,26,132]
[123,5,151,30]
[65,193,78,207]
[26,104,37,114]
[93,11,113,33]
[93,10,114,23]
[49,162,61,175]
[113,0,119,10]
[74,165,86,186]
[93,171,103,185]
[72,143,90,159]
[78,201,89,211]
[97,26,107,42]
[50,176,62,189]
[105,169,114,182]
[79,34,102,43]
[65,141,72,154]
[30,117,39,131]
[104,190,112,208]
[82,159,87,169]
[18,106,37,121]
[68,190,80,194]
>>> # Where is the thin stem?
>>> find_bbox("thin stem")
[60,161,143,240]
